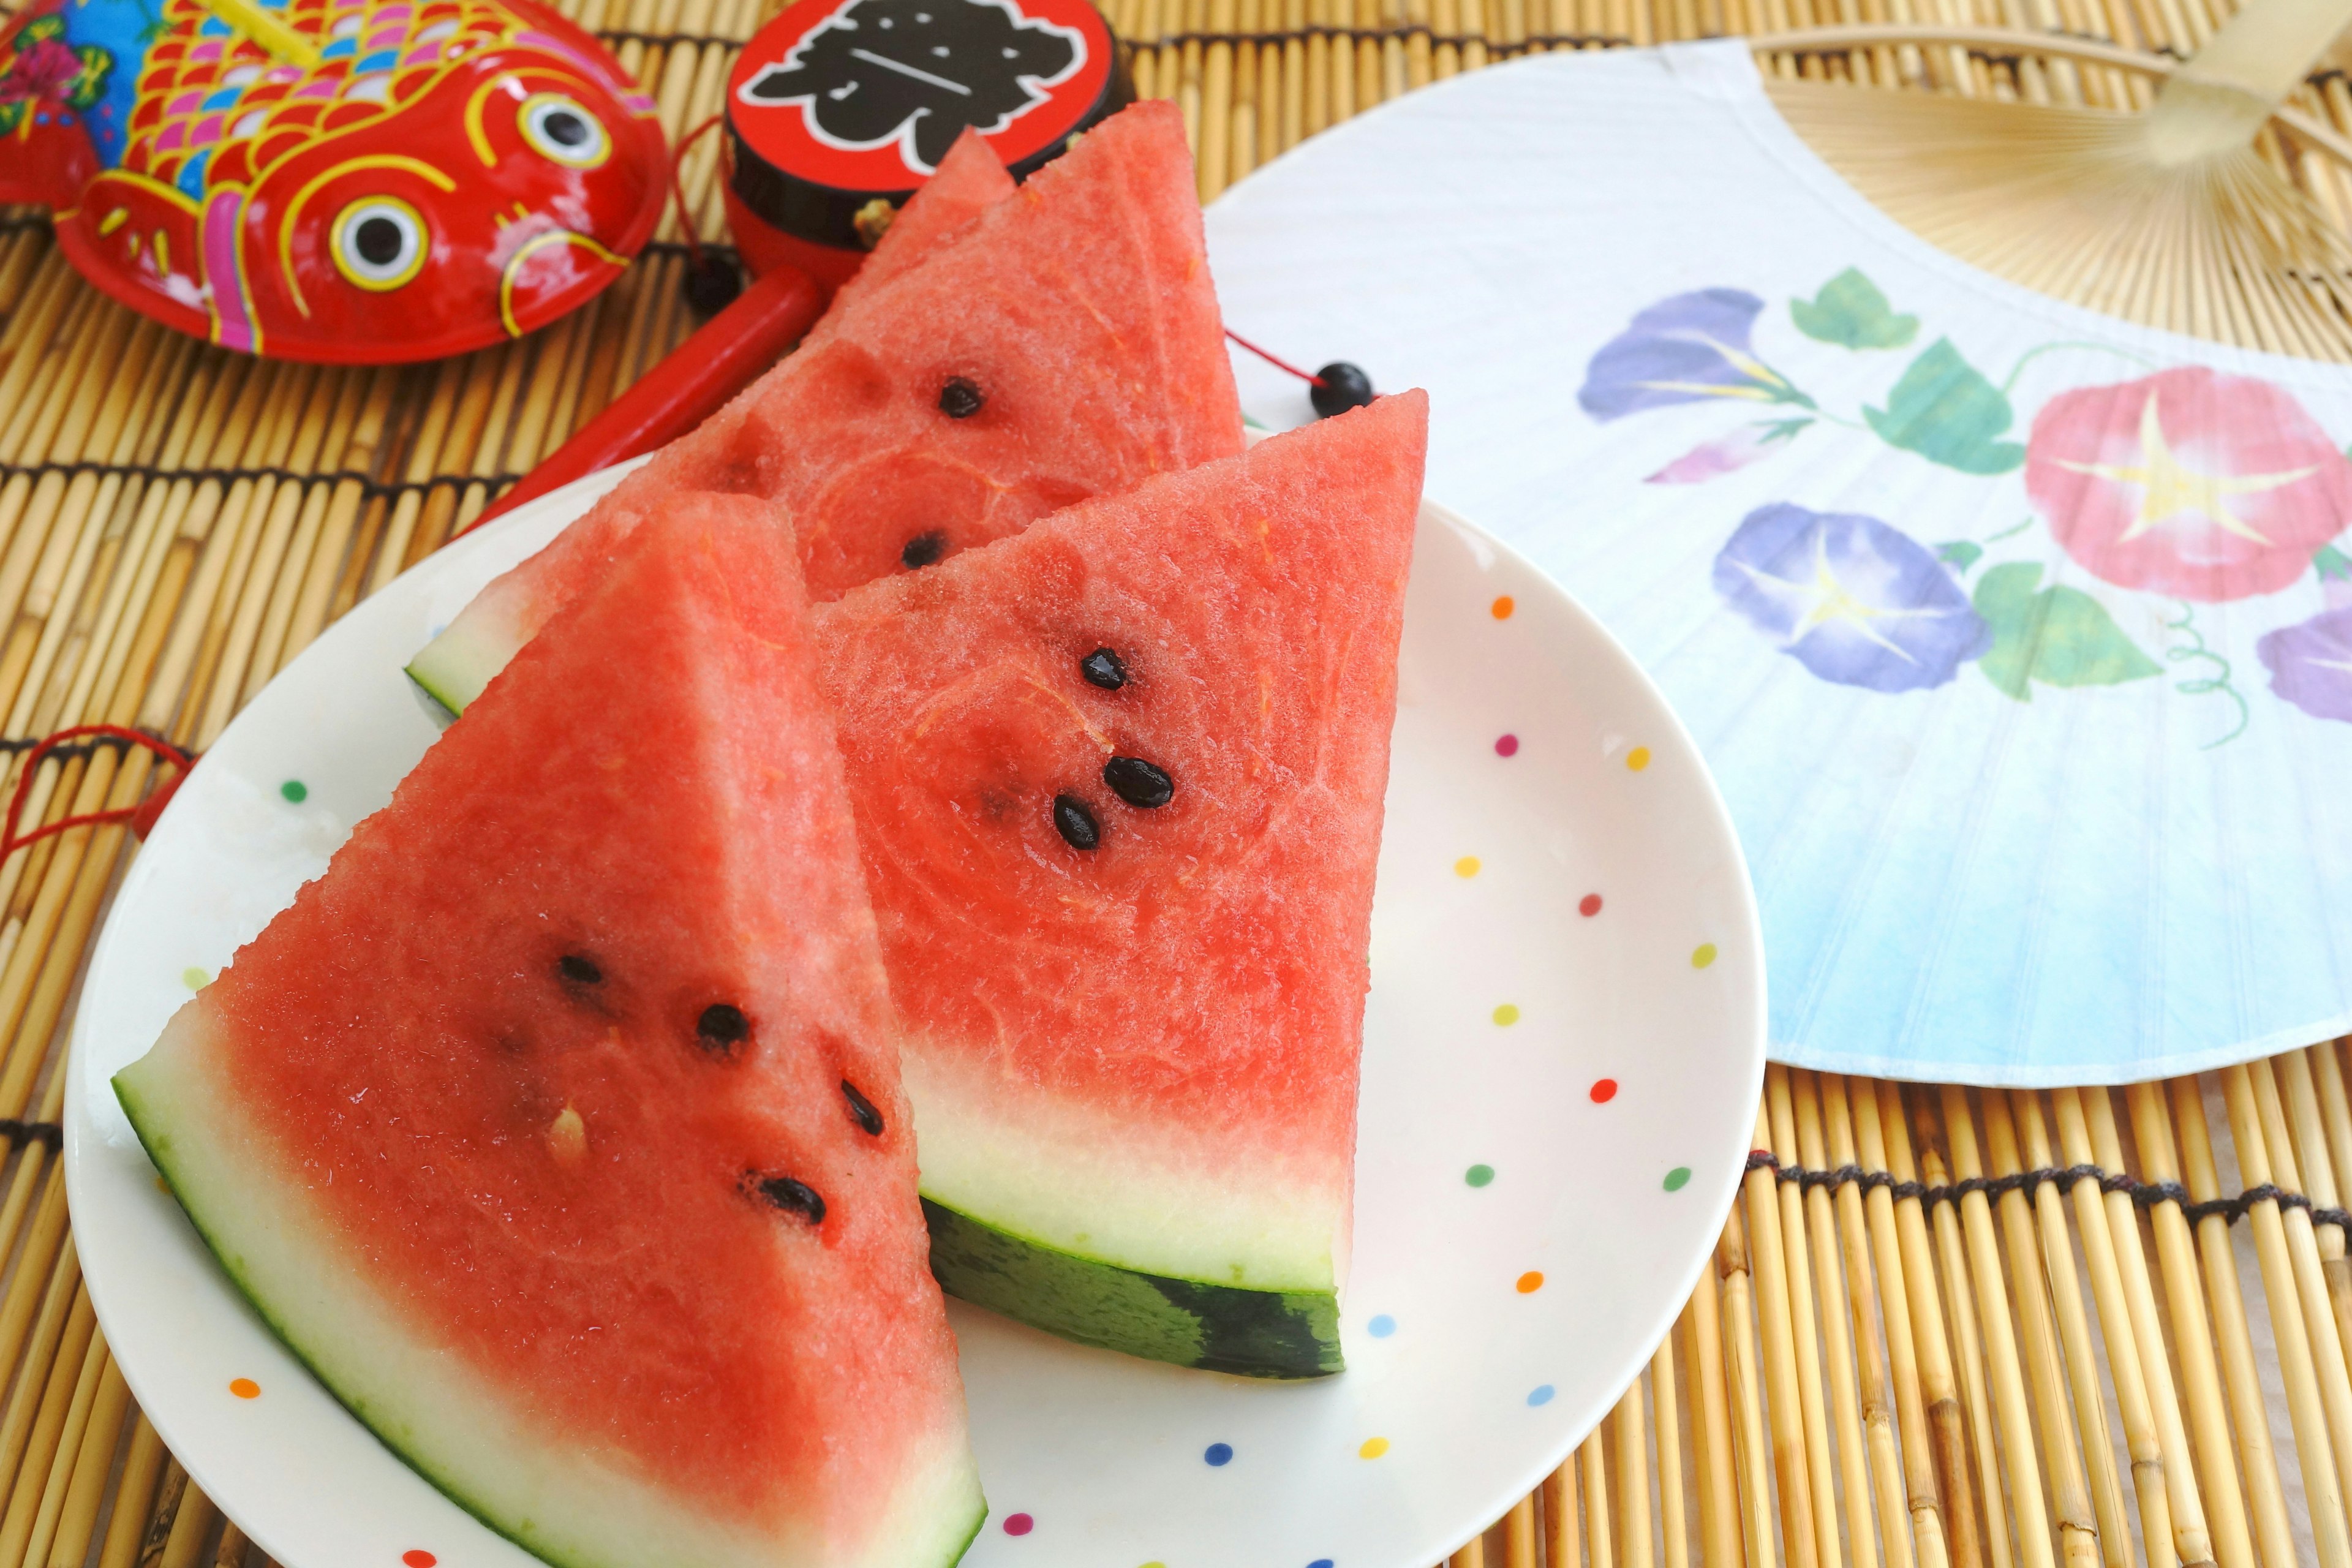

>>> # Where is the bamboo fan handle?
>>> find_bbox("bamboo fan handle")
[1750,25,2352,173]
[2147,0,2352,164]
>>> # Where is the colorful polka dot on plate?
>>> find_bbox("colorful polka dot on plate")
[1494,733,1518,757]
[1455,856,1480,878]
[181,967,208,991]
[1003,1513,1034,1537]
[1578,893,1602,917]
[1204,1442,1234,1466]
[1310,1560,1336,1568]
[1516,1271,1544,1294]
[1367,1314,1396,1338]
[1591,1078,1618,1104]
[1491,1003,1519,1026]
[228,1378,259,1399]
[1664,1166,1692,1192]
[1359,1437,1390,1459]
[1692,943,1718,969]
[1528,1385,1556,1408]
[1465,1164,1494,1188]
[280,780,307,804]
[1626,746,1651,771]
[402,1553,435,1568]
[1490,595,1515,620]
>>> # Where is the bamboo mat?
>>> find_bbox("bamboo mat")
[4,0,2352,1563]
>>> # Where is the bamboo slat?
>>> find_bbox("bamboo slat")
[4,0,2352,1562]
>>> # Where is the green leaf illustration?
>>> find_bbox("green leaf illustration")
[1973,562,2162,701]
[2317,541,2351,582]
[1936,541,1983,573]
[1792,268,1918,351]
[66,46,112,111]
[1864,339,2027,475]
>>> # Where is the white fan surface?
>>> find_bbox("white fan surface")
[1208,40,2352,1085]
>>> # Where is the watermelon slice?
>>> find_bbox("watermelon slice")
[409,99,1239,714]
[811,391,1431,1379]
[115,493,985,1568]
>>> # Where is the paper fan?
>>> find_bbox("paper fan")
[1204,41,2352,1085]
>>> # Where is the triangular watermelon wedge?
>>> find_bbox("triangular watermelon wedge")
[116,494,986,1568]
[812,391,1431,1379]
[409,100,1239,715]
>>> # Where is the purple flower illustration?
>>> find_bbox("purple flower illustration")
[1580,290,1811,421]
[2258,606,2352,722]
[1714,503,1991,692]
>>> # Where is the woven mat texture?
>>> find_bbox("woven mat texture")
[6,1,2352,1566]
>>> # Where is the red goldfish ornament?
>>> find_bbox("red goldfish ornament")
[0,0,666,363]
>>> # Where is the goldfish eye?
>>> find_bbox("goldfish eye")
[519,94,609,169]
[330,198,426,291]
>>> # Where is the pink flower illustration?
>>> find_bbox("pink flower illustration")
[1645,419,1806,484]
[2025,366,2352,601]
[0,38,82,102]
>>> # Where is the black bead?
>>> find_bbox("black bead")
[1052,794,1100,850]
[558,954,601,985]
[1103,756,1174,809]
[1079,647,1128,690]
[938,377,984,418]
[698,1003,750,1054]
[1310,361,1374,418]
[683,255,742,317]
[748,1173,825,1224]
[901,530,948,570]
[841,1079,884,1136]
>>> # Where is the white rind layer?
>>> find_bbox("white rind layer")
[902,1038,1348,1294]
[405,605,525,716]
[116,1005,986,1568]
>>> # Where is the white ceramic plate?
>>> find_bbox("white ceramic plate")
[66,459,1763,1568]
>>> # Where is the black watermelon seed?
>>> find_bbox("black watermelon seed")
[1080,647,1128,690]
[1310,361,1376,418]
[841,1079,884,1136]
[1103,756,1174,809]
[1053,794,1100,850]
[698,1003,750,1054]
[938,377,984,418]
[749,1173,825,1224]
[558,954,601,985]
[901,530,948,570]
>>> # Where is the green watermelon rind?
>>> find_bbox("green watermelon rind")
[922,1197,1342,1379]
[405,631,503,720]
[113,1066,990,1568]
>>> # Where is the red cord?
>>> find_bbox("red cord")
[1,726,195,862]
[1224,329,1328,388]
[670,113,726,269]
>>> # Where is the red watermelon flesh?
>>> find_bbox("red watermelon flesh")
[407,100,1239,716]
[115,494,984,1568]
[824,130,1016,317]
[812,391,1430,1377]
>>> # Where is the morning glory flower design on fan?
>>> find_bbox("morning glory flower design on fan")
[1577,289,1813,421]
[2026,366,2352,602]
[1586,270,2352,737]
[1712,505,1991,693]
[2258,608,2352,722]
